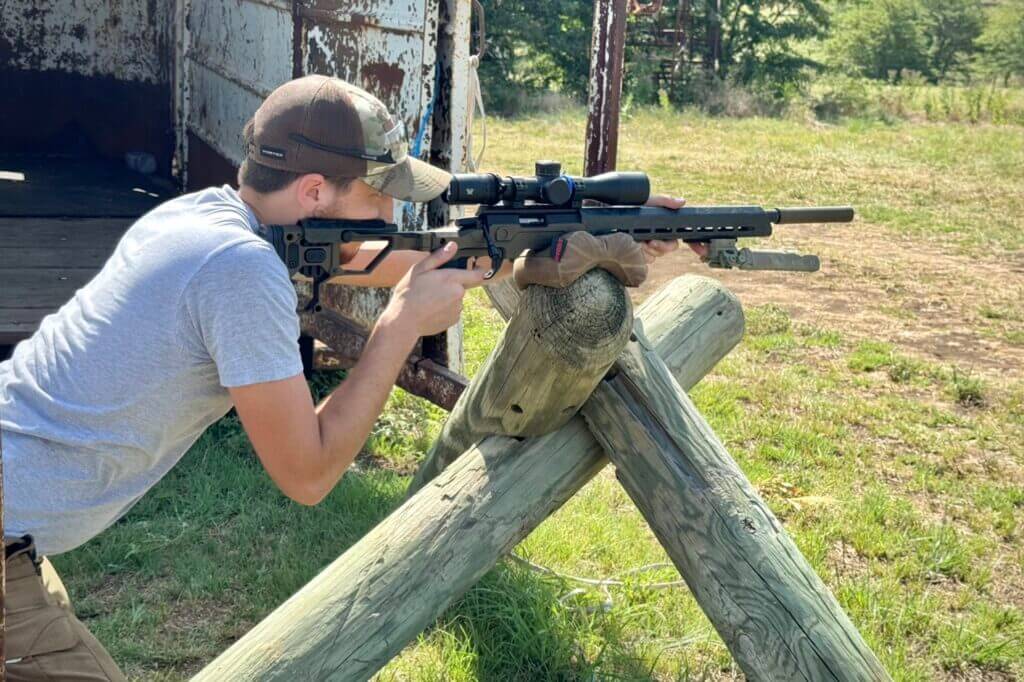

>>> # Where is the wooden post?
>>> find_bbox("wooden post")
[585,0,629,175]
[192,275,744,682]
[409,269,633,492]
[581,326,891,679]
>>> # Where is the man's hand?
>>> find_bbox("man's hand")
[641,194,709,262]
[382,243,487,337]
[230,243,484,507]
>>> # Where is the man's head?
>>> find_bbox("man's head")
[237,76,452,224]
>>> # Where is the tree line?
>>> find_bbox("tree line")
[476,0,1024,115]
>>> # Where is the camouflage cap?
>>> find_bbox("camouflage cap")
[250,75,451,202]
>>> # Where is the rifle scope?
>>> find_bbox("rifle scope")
[443,161,650,207]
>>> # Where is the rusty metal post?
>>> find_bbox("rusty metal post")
[585,0,629,175]
[301,308,469,411]
[706,0,722,74]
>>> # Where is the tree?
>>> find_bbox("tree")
[978,0,1024,84]
[918,0,983,80]
[475,0,593,114]
[626,0,829,105]
[825,0,929,81]
[719,0,830,85]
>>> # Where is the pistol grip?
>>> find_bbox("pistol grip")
[440,256,472,270]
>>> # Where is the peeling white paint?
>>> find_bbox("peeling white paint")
[173,0,193,188]
[2,0,173,83]
[190,0,292,92]
[307,26,339,75]
[446,0,474,175]
[185,0,293,165]
[304,2,427,33]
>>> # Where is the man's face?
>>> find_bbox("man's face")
[314,178,394,223]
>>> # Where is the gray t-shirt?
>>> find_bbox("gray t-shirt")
[1,185,303,555]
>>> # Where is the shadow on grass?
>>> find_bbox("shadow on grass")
[52,414,407,677]
[433,560,670,681]
[53,412,666,680]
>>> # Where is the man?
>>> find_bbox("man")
[0,76,688,679]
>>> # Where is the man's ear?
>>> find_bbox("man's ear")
[294,173,327,215]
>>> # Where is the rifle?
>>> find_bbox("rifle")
[259,161,854,311]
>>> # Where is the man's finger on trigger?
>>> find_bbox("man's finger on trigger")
[446,268,488,288]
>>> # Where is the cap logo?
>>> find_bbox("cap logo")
[260,146,287,160]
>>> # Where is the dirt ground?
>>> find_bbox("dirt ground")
[636,224,1024,379]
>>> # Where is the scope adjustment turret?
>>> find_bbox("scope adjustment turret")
[535,160,562,177]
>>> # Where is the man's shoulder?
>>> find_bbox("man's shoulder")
[134,185,277,270]
[147,185,257,233]
[198,236,286,282]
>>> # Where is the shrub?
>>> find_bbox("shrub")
[949,369,986,408]
[808,75,873,119]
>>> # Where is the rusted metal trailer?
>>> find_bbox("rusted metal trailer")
[0,0,474,390]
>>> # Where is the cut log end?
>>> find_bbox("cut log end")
[523,269,633,368]
[410,268,635,491]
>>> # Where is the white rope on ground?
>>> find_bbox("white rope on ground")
[505,557,684,593]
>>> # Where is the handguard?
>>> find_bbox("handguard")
[512,231,648,290]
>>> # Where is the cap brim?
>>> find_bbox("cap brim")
[363,157,452,202]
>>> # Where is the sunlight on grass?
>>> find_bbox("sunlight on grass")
[55,111,1024,681]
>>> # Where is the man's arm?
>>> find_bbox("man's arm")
[230,244,485,505]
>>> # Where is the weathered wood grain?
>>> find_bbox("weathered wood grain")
[0,268,94,309]
[0,308,51,345]
[408,268,633,492]
[0,154,170,218]
[581,324,891,681]
[0,217,129,249]
[0,247,113,269]
[192,275,743,682]
[481,277,520,320]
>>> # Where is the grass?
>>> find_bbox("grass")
[806,77,1024,127]
[486,108,1024,254]
[53,109,1023,680]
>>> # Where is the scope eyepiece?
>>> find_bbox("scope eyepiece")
[442,161,651,207]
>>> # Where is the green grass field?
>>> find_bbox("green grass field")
[54,109,1023,680]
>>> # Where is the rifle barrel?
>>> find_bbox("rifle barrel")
[772,207,854,224]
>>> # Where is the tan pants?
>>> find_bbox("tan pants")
[4,537,127,681]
